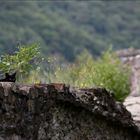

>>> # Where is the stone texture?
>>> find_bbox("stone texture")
[124,96,140,128]
[117,48,140,129]
[0,82,140,140]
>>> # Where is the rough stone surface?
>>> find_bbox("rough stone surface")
[117,48,140,129]
[124,96,140,128]
[0,82,140,140]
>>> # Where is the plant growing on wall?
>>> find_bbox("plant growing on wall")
[0,43,42,81]
[52,49,131,101]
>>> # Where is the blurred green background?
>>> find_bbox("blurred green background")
[0,0,140,61]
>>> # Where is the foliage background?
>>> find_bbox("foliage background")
[0,0,140,61]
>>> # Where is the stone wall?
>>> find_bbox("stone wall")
[117,48,140,128]
[0,82,140,140]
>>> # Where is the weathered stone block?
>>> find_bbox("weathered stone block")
[0,82,139,140]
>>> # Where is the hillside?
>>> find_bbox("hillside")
[0,0,140,61]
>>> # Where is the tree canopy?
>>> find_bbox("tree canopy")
[0,0,140,61]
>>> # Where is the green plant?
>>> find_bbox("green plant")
[93,49,130,101]
[52,49,130,101]
[0,43,42,81]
